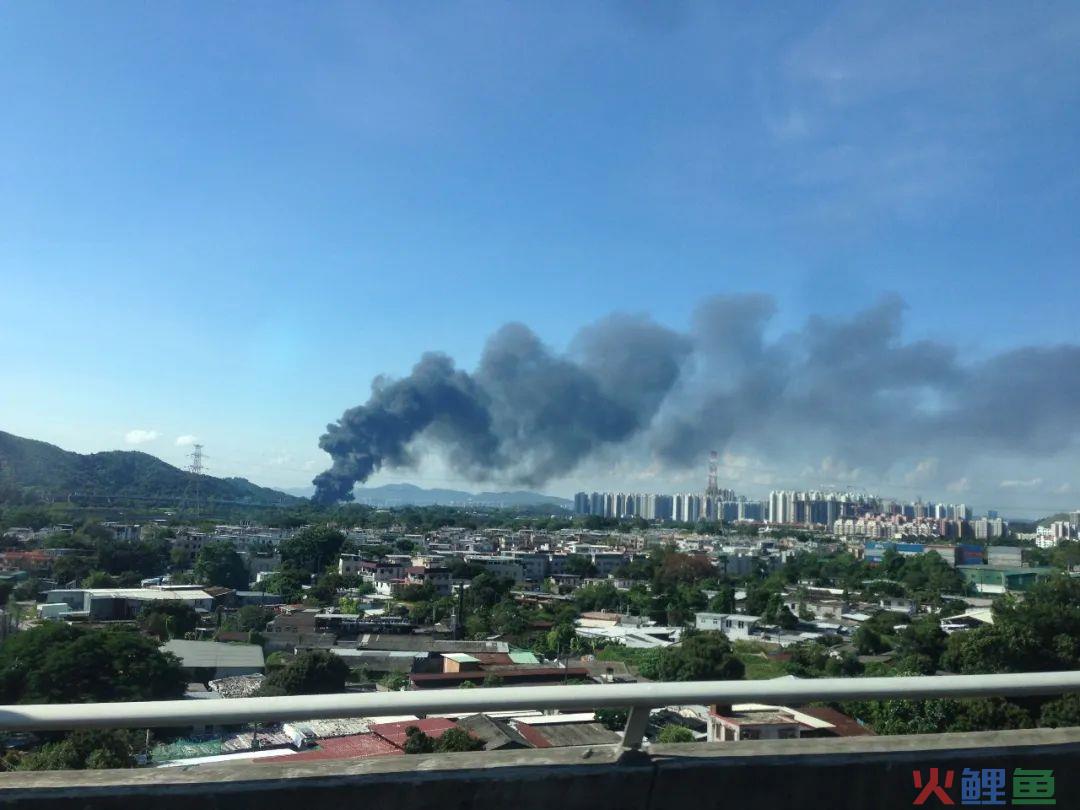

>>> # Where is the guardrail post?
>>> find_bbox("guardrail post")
[620,706,650,750]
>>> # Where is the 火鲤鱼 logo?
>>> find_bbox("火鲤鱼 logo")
[911,767,1056,805]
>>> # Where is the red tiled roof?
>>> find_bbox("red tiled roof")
[260,733,401,763]
[368,717,458,748]
[796,706,874,737]
[511,723,551,749]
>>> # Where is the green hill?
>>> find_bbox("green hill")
[0,431,300,506]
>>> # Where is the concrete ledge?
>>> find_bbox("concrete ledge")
[2,728,1079,810]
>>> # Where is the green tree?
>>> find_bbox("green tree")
[863,611,910,636]
[893,617,946,674]
[279,526,346,573]
[851,696,1032,735]
[853,625,889,655]
[565,554,598,577]
[1039,694,1080,728]
[639,632,745,681]
[463,613,490,639]
[169,547,191,572]
[0,624,186,704]
[256,650,350,696]
[306,572,345,605]
[940,577,1080,675]
[776,606,798,630]
[193,541,249,590]
[707,586,736,614]
[402,726,435,754]
[653,551,716,592]
[234,605,275,632]
[256,566,309,603]
[13,578,43,601]
[434,727,484,752]
[573,582,622,612]
[656,724,695,743]
[941,623,1040,674]
[399,725,479,760]
[18,729,142,771]
[51,555,92,587]
[379,672,410,691]
[594,707,628,731]
[138,601,199,641]
[464,573,513,611]
[489,600,527,635]
[81,571,119,588]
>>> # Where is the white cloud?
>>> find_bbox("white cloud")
[125,429,159,445]
[999,478,1044,489]
[1054,483,1072,495]
[946,477,970,493]
[175,435,198,447]
[904,457,939,485]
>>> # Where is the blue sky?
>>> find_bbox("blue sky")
[2,3,1078,515]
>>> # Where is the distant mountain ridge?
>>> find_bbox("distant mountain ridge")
[337,482,572,509]
[0,431,299,506]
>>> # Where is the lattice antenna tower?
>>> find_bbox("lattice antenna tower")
[180,444,206,517]
[187,444,205,476]
[705,449,720,498]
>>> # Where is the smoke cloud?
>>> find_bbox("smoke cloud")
[314,295,1080,503]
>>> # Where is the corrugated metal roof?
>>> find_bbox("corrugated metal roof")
[161,640,265,669]
[523,722,619,748]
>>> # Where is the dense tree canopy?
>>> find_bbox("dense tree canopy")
[652,549,716,592]
[0,624,186,704]
[193,541,249,590]
[637,631,744,681]
[893,616,947,674]
[402,725,483,754]
[256,565,309,602]
[656,724,695,743]
[15,729,142,771]
[138,601,199,641]
[942,576,1080,674]
[279,526,346,573]
[256,650,351,696]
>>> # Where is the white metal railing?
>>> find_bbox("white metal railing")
[2,671,1080,750]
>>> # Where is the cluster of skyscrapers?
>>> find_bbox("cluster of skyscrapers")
[573,490,765,523]
[571,454,1010,532]
[765,491,985,526]
[573,452,770,524]
[572,481,1003,534]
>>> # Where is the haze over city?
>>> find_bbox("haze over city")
[3,2,1079,516]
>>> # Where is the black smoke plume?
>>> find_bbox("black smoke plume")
[313,316,689,503]
[314,295,1080,503]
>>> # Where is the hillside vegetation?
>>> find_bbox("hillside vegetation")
[0,431,298,506]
